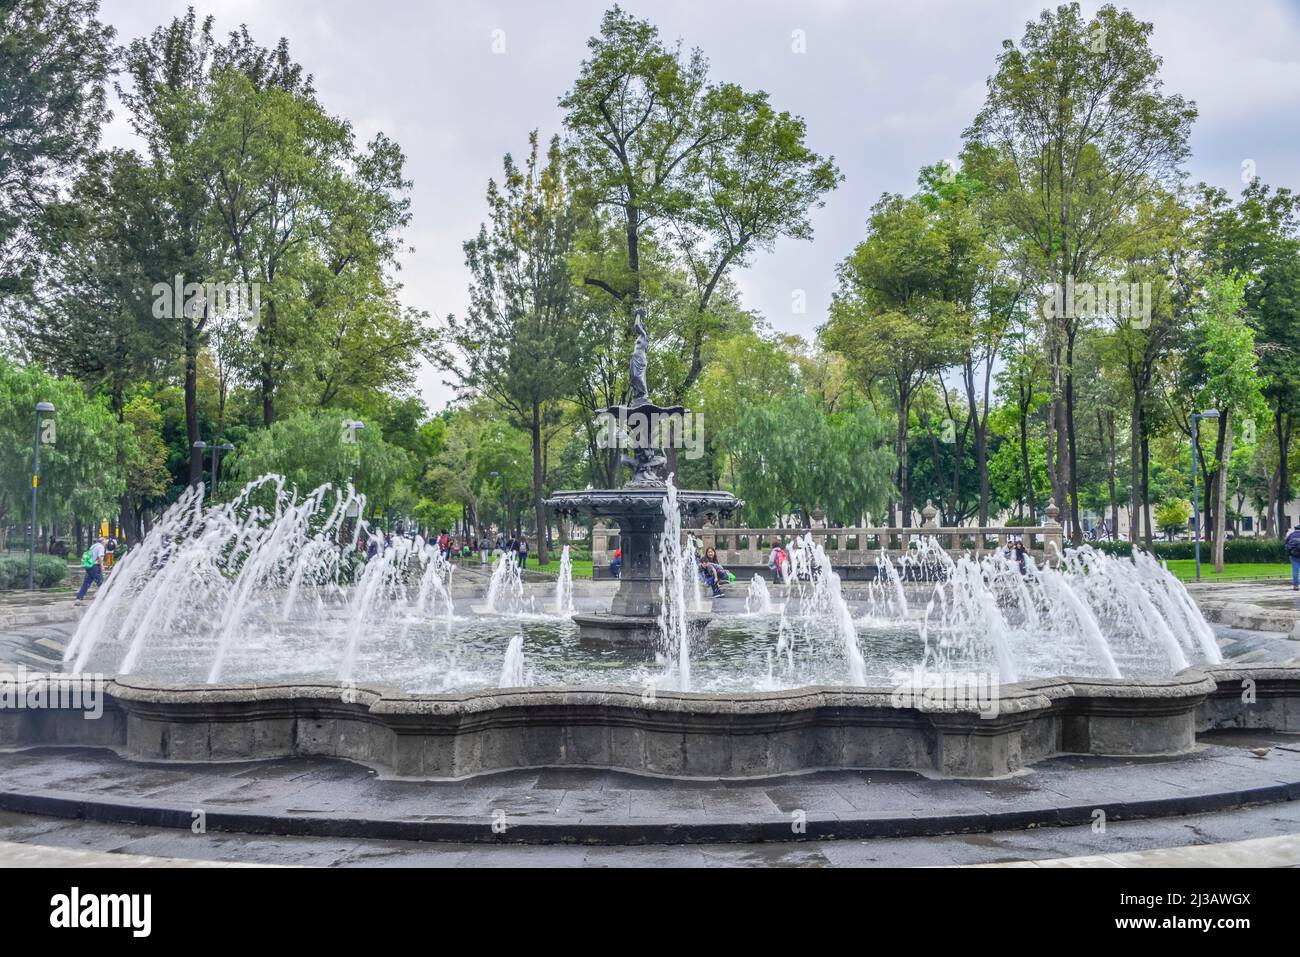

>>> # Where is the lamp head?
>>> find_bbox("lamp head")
[193,441,208,449]
[35,401,55,413]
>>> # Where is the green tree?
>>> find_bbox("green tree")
[725,393,895,527]
[1194,273,1267,570]
[964,2,1196,542]
[1195,179,1300,537]
[823,193,960,526]
[119,394,170,541]
[0,0,114,294]
[225,408,411,518]
[1155,498,1191,540]
[0,358,126,546]
[561,5,839,404]
[441,133,585,565]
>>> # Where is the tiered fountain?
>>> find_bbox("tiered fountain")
[546,309,741,645]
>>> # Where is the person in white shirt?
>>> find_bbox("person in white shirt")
[76,536,107,602]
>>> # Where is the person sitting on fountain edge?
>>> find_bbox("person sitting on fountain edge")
[1013,540,1029,576]
[701,546,731,596]
[610,547,622,579]
[698,548,726,598]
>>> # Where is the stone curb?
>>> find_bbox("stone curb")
[2,778,1296,846]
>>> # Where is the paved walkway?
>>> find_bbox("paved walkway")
[1189,579,1300,636]
[0,799,1297,867]
[965,832,1300,868]
[0,838,269,868]
[2,730,1298,844]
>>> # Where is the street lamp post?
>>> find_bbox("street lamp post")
[213,442,234,496]
[1191,409,1220,582]
[29,402,55,590]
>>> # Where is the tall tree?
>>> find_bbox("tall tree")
[441,133,585,566]
[561,5,839,410]
[964,2,1196,542]
[1195,180,1300,538]
[1190,273,1267,570]
[823,193,960,527]
[0,0,114,296]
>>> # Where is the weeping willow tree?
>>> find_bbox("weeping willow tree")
[724,393,895,527]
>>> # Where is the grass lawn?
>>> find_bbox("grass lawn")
[1163,560,1293,582]
[530,557,594,579]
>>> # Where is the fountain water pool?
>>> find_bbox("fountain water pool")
[64,476,1225,696]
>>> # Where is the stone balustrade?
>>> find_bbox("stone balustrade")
[590,499,1064,570]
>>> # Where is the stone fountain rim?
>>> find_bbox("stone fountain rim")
[38,664,1258,715]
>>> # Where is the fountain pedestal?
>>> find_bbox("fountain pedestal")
[547,483,739,646]
[545,311,742,648]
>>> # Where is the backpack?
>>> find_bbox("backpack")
[1286,532,1300,559]
[81,548,95,569]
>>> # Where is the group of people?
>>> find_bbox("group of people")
[352,529,531,570]
[1002,536,1029,575]
[436,531,530,568]
[607,540,734,597]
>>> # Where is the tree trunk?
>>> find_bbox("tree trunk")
[185,316,202,487]
[1213,411,1232,571]
[1276,409,1291,537]
[1106,410,1119,540]
[1065,329,1082,544]
[1019,379,1035,521]
[897,380,912,528]
[261,298,277,428]
[1128,399,1142,543]
[531,402,549,567]
[1141,427,1153,546]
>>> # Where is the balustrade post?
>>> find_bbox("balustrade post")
[1042,502,1063,564]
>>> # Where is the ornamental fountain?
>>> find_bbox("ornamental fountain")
[545,309,742,645]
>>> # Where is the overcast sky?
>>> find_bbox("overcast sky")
[98,0,1300,410]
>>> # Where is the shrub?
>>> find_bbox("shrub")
[0,553,67,589]
[1073,536,1289,563]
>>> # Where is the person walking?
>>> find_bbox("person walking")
[516,537,529,568]
[75,536,108,603]
[1286,524,1300,590]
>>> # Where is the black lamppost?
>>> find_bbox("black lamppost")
[1191,409,1220,582]
[29,401,55,590]
[213,442,234,495]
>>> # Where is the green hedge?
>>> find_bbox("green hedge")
[0,553,69,590]
[1080,537,1289,563]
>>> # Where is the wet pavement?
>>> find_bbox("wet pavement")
[1,729,1298,845]
[1,796,1299,867]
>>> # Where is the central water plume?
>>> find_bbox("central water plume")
[657,476,692,690]
[552,545,575,615]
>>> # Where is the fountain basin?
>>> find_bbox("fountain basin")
[571,611,711,647]
[5,665,1299,780]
